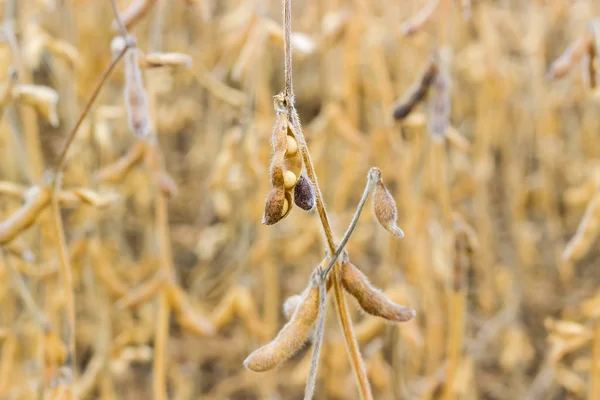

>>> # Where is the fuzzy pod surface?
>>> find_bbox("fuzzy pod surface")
[244,283,319,372]
[341,261,415,322]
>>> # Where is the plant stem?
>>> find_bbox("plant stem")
[289,109,373,400]
[280,2,371,397]
[109,0,129,38]
[283,0,293,99]
[289,112,336,253]
[49,43,129,368]
[55,46,129,173]
[332,266,372,400]
[304,271,327,400]
[321,168,378,278]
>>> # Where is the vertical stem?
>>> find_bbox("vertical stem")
[281,2,371,397]
[289,112,372,400]
[289,113,335,253]
[283,0,293,99]
[332,267,372,400]
[304,273,327,400]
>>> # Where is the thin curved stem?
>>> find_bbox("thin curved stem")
[322,169,378,279]
[55,45,128,173]
[109,0,129,38]
[304,271,327,400]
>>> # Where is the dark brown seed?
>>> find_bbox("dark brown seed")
[293,174,315,211]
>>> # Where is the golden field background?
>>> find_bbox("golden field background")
[1,0,600,399]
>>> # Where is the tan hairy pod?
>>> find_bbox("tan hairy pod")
[269,113,289,187]
[294,174,316,211]
[244,279,320,372]
[0,186,51,245]
[371,168,404,238]
[262,186,286,225]
[269,155,285,188]
[341,261,415,322]
[124,47,152,139]
[272,112,289,153]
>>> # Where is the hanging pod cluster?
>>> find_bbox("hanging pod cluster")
[262,93,316,225]
[244,258,415,373]
[246,167,416,374]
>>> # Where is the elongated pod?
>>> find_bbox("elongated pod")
[341,262,415,322]
[372,168,404,238]
[244,279,319,372]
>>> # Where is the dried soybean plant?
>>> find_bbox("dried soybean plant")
[243,2,415,399]
[8,0,600,398]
